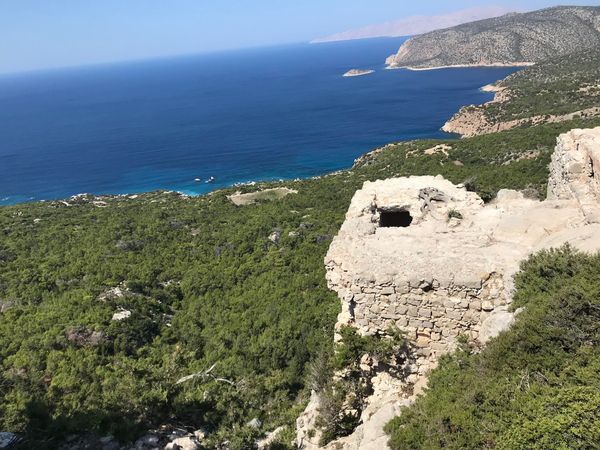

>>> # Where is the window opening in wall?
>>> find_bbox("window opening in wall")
[379,209,413,228]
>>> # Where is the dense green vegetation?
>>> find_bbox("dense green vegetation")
[385,246,600,450]
[1,114,599,448]
[485,47,600,122]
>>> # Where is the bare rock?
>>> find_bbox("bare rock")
[165,435,201,450]
[193,428,209,442]
[257,426,286,450]
[97,285,127,302]
[112,309,132,322]
[268,229,282,244]
[548,127,600,224]
[66,327,105,347]
[479,308,515,344]
[130,433,162,450]
[0,433,20,449]
[247,418,262,429]
[307,127,600,450]
[0,300,14,314]
[295,391,322,449]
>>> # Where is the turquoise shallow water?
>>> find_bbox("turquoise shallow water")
[0,38,518,205]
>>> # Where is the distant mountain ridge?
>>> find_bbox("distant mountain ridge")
[312,6,517,43]
[386,6,600,69]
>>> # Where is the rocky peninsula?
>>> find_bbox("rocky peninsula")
[443,47,600,137]
[386,6,600,70]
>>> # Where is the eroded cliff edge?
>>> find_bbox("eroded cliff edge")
[296,127,600,450]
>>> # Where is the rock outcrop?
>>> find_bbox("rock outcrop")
[548,127,600,223]
[443,104,600,138]
[297,126,600,449]
[386,6,600,69]
[343,69,374,78]
[0,433,20,449]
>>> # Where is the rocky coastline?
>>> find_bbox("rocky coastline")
[343,69,375,77]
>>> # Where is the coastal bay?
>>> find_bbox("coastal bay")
[0,38,517,205]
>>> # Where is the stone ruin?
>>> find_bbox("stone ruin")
[296,127,600,450]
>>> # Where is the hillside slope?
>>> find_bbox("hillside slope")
[386,6,600,69]
[443,47,600,137]
[2,36,600,450]
[3,117,600,448]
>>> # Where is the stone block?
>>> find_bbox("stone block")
[443,299,457,309]
[415,336,430,348]
[395,282,410,294]
[416,347,431,357]
[482,301,494,311]
[418,307,432,318]
[395,305,408,315]
[462,309,479,322]
[408,319,423,328]
[356,318,369,327]
[350,285,362,294]
[429,296,444,306]
[432,307,445,318]
[469,300,482,311]
[395,318,408,327]
[407,297,421,307]
[386,294,397,304]
[446,310,464,321]
[353,294,365,304]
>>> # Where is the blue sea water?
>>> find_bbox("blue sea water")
[0,39,519,205]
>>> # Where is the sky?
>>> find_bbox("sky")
[1,0,599,74]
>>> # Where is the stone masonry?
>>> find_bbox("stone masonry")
[297,127,600,450]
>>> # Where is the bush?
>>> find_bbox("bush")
[447,210,463,220]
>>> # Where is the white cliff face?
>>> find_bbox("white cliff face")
[548,128,600,221]
[297,126,600,450]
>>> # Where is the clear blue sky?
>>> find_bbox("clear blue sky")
[1,1,598,74]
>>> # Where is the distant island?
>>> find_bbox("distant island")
[312,6,516,43]
[386,6,600,69]
[343,69,374,77]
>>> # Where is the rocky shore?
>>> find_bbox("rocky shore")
[443,102,600,138]
[343,69,375,77]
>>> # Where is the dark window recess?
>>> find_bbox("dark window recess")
[379,210,413,228]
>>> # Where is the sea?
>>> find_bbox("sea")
[0,38,519,205]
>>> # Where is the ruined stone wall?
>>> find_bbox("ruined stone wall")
[548,127,600,209]
[297,127,600,450]
[342,273,507,377]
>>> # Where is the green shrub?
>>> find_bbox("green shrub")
[447,210,463,220]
